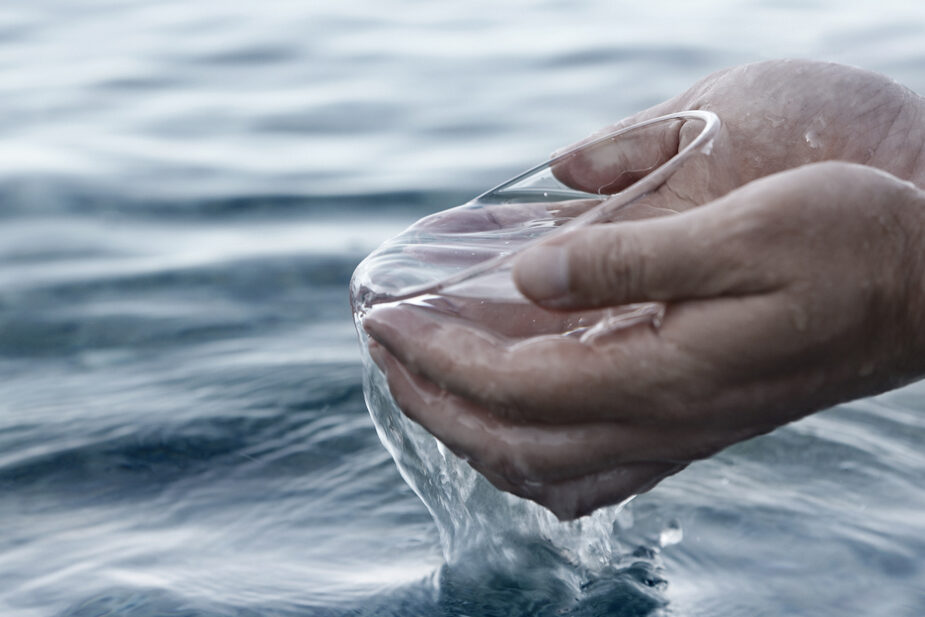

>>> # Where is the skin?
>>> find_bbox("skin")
[363,60,925,520]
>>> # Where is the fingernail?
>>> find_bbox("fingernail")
[515,244,569,302]
[362,305,410,337]
[368,339,387,370]
[361,313,383,338]
[363,304,439,347]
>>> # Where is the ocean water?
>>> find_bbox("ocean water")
[1,1,924,616]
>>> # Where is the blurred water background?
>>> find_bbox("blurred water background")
[1,1,924,616]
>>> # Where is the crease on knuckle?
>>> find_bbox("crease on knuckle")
[586,230,643,304]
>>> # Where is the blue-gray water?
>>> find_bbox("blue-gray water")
[2,2,925,615]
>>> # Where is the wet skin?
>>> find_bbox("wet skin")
[364,59,925,520]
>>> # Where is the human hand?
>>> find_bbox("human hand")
[551,59,924,212]
[374,196,670,339]
[365,162,925,519]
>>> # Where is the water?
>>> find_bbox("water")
[2,1,925,615]
[346,125,712,546]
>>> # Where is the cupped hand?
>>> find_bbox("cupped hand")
[365,162,925,519]
[552,59,924,212]
[363,60,925,519]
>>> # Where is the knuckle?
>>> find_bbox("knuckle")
[577,228,644,305]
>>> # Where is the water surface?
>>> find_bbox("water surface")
[1,1,924,615]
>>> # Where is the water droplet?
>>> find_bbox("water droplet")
[616,507,635,530]
[659,520,683,547]
[804,130,821,149]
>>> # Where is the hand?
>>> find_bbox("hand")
[365,162,925,520]
[551,59,924,212]
[363,60,925,520]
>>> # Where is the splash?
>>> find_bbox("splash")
[350,218,637,566]
[349,111,719,568]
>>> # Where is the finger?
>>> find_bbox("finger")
[379,330,690,521]
[363,302,686,424]
[374,344,704,484]
[512,181,785,310]
[365,302,598,421]
[367,278,828,438]
[473,458,684,521]
[528,462,686,521]
[364,289,806,431]
[367,339,389,372]
[550,97,687,194]
[552,94,687,157]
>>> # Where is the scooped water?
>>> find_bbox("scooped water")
[349,196,665,578]
[349,177,925,615]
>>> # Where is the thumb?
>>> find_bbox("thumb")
[512,201,769,310]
